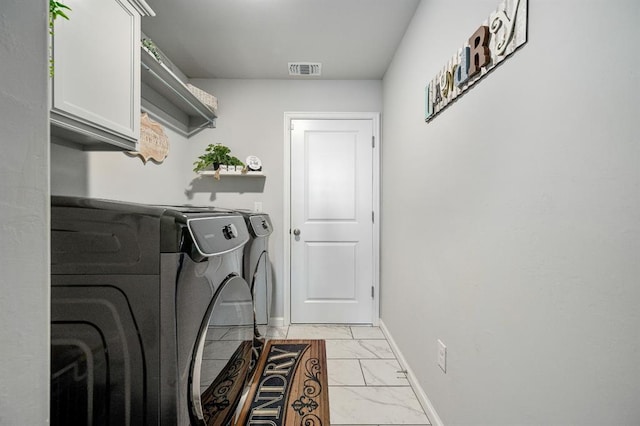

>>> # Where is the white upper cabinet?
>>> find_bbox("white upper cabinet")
[50,0,154,150]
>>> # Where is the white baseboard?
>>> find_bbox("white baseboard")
[379,320,444,426]
[268,317,284,327]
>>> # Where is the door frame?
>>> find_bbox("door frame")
[283,112,380,326]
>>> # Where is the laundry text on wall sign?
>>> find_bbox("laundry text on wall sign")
[425,0,527,122]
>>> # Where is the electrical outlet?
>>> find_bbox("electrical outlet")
[437,339,447,373]
[254,201,263,212]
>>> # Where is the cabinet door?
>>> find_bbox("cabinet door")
[52,0,141,147]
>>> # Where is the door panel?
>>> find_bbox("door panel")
[307,133,357,220]
[306,242,357,300]
[291,119,373,324]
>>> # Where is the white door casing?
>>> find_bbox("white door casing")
[288,116,379,324]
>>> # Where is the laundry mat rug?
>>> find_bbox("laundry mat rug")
[234,339,330,425]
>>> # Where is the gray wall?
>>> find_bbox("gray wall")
[0,1,50,424]
[50,139,89,196]
[52,79,383,321]
[381,0,640,424]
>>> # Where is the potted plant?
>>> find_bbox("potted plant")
[193,143,245,173]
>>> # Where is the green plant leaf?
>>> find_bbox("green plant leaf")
[50,1,71,21]
[56,10,70,20]
[55,2,72,10]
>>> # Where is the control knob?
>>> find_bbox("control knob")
[222,224,238,240]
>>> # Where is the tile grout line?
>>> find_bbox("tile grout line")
[357,358,368,386]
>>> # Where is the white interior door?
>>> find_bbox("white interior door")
[290,119,374,324]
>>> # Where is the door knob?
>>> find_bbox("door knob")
[293,228,301,236]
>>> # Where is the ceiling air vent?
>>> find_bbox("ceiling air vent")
[288,62,322,76]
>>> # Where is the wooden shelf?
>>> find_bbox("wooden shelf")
[199,170,265,177]
[140,46,216,137]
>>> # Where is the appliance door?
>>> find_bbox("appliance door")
[190,274,255,426]
[250,249,271,326]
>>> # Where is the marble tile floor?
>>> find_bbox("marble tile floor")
[257,324,432,426]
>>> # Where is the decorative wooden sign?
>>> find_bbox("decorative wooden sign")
[425,0,527,122]
[129,113,169,163]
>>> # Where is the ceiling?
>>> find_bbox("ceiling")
[141,0,420,80]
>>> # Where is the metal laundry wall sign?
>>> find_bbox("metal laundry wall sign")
[425,0,527,122]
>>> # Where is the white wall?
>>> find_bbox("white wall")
[52,79,383,321]
[50,139,89,196]
[381,0,640,424]
[0,1,50,424]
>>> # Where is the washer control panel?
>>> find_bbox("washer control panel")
[187,215,249,256]
[248,214,273,238]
